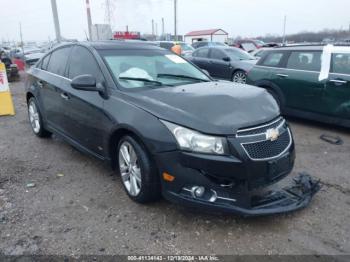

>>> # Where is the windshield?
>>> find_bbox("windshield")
[225,48,255,60]
[101,49,210,89]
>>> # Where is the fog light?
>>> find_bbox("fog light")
[191,186,205,198]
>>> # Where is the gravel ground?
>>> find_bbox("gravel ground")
[0,74,349,256]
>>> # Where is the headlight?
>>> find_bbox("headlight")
[161,120,227,155]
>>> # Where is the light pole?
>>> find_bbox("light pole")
[282,15,287,45]
[50,0,62,42]
[86,0,93,40]
[174,0,178,41]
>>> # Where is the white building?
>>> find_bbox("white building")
[184,29,228,44]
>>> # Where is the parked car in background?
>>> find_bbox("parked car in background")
[251,47,274,59]
[190,46,257,83]
[0,51,19,81]
[192,41,228,49]
[156,41,195,57]
[247,45,350,128]
[23,48,45,66]
[233,39,264,53]
[25,41,319,216]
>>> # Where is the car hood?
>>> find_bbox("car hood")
[122,82,280,135]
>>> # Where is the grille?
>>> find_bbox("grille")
[237,117,285,137]
[242,129,291,160]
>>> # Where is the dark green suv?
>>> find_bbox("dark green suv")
[247,45,350,127]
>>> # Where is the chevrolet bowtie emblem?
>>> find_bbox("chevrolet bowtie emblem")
[266,128,280,141]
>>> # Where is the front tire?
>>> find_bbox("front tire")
[117,136,161,203]
[232,70,247,84]
[27,97,51,138]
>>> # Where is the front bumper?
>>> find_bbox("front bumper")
[155,145,320,216]
[165,173,320,216]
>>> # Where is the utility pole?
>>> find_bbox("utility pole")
[162,18,165,36]
[174,0,178,41]
[86,0,93,40]
[155,22,158,37]
[152,19,155,36]
[50,0,62,42]
[282,15,287,45]
[19,23,24,58]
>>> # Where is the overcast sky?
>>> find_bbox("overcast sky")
[1,0,349,42]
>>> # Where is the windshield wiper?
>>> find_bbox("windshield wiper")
[157,74,210,82]
[119,77,163,86]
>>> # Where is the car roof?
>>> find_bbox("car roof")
[274,45,325,51]
[56,40,163,51]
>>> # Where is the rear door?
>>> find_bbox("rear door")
[190,47,211,72]
[323,53,350,120]
[60,45,109,155]
[40,46,72,131]
[271,50,323,111]
[208,48,231,79]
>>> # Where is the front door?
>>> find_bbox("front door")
[60,46,109,155]
[323,53,350,120]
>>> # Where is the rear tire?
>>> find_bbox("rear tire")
[232,70,247,84]
[117,135,161,203]
[27,97,52,138]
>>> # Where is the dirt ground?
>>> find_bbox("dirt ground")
[0,73,349,256]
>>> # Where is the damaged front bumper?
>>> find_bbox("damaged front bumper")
[164,173,321,216]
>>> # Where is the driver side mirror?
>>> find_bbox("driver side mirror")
[223,57,231,62]
[71,74,100,91]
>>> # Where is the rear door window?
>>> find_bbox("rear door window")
[68,46,104,82]
[47,46,71,76]
[331,53,350,75]
[287,51,321,72]
[210,49,226,60]
[261,52,284,67]
[194,48,209,58]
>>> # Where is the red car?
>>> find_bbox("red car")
[233,39,265,53]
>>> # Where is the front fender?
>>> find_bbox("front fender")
[104,94,178,156]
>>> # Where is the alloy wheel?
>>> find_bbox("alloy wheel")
[233,72,247,84]
[118,141,142,196]
[28,101,41,134]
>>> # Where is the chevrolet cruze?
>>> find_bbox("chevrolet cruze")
[25,41,319,216]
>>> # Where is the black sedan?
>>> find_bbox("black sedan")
[190,46,258,83]
[25,41,319,216]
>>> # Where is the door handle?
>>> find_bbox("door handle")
[276,74,289,78]
[60,92,70,100]
[329,79,347,84]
